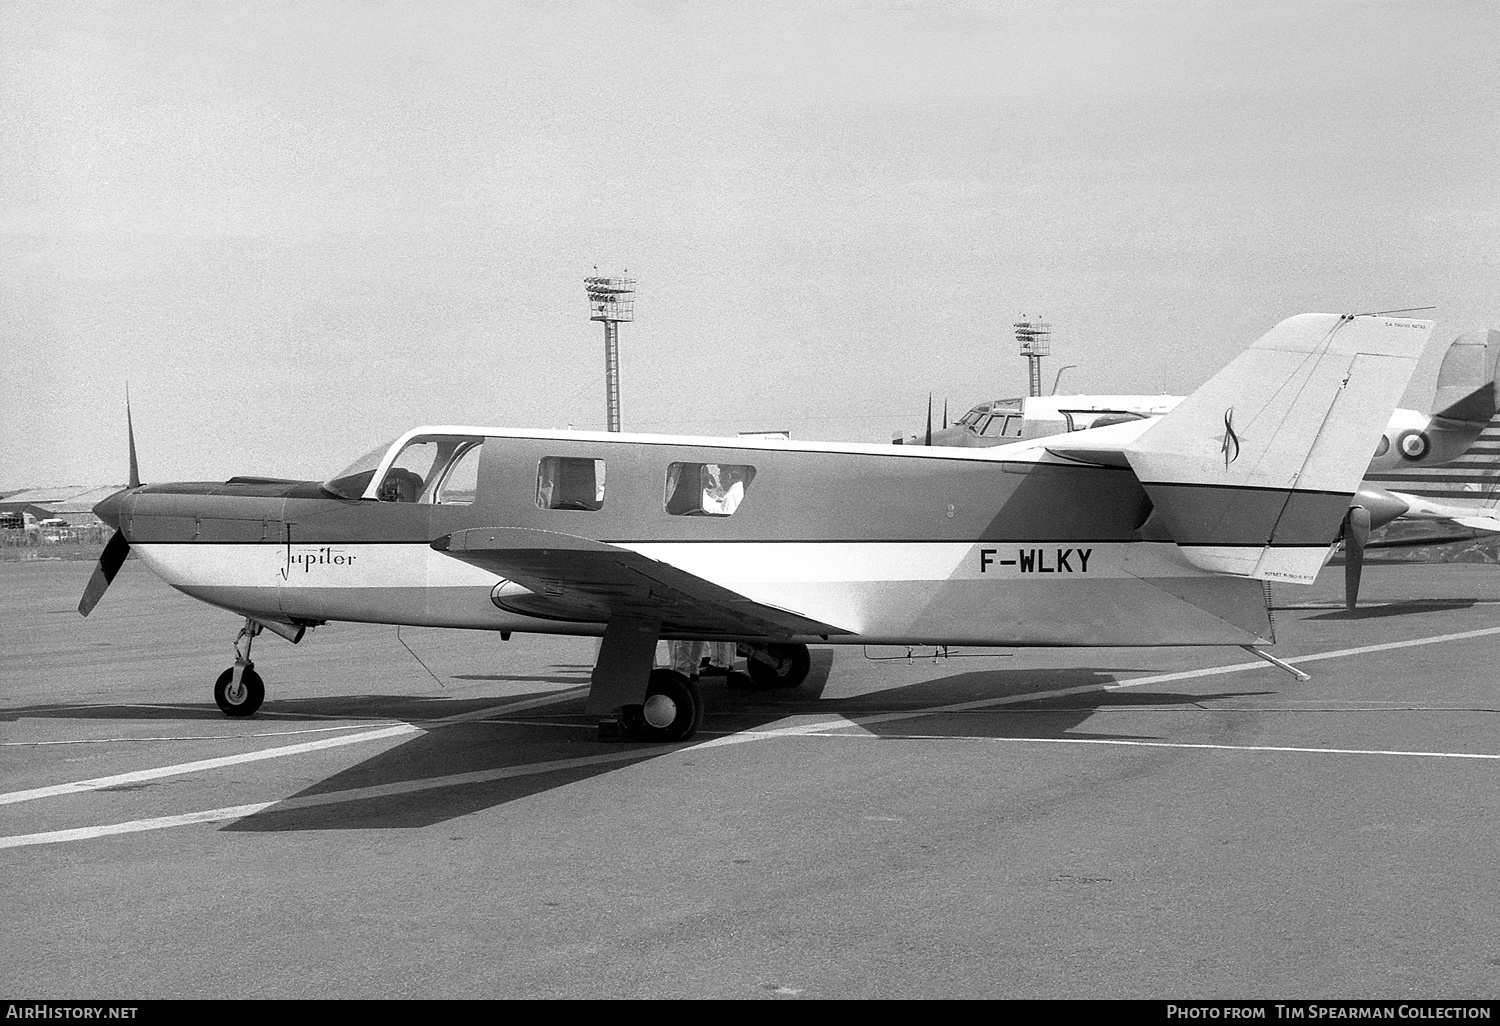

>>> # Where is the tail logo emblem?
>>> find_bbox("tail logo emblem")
[1219,408,1241,469]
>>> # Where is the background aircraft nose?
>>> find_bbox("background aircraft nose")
[92,488,128,530]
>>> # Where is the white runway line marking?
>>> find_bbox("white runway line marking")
[0,689,587,807]
[795,731,1500,762]
[8,625,1498,849]
[421,687,588,725]
[8,721,1498,850]
[695,624,1500,748]
[1,723,395,746]
[1110,624,1500,691]
[0,724,421,806]
[0,745,660,850]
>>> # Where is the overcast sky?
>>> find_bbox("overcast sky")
[2,0,1497,490]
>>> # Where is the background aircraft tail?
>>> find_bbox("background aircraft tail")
[1432,327,1500,425]
[1364,328,1500,505]
[1125,313,1432,583]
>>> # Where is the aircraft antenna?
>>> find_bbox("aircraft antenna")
[1014,317,1052,398]
[585,274,636,432]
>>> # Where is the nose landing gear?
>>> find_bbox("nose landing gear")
[214,666,265,717]
[214,619,266,717]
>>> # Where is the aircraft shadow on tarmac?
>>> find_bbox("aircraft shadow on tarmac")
[218,649,1276,834]
[0,687,585,725]
[1302,599,1476,621]
[1,651,1272,833]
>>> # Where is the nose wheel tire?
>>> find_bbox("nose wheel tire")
[214,666,265,718]
[620,669,702,742]
[746,643,811,689]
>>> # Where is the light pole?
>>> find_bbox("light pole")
[585,275,636,432]
[1014,317,1052,398]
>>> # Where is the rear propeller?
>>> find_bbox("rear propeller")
[1342,504,1371,611]
[1338,486,1410,612]
[78,393,141,617]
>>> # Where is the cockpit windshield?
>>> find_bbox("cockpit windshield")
[322,433,486,503]
[322,441,398,500]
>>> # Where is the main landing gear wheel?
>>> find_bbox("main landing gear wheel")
[214,666,265,717]
[621,669,702,743]
[745,643,811,689]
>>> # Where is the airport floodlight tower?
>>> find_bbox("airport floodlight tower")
[585,275,636,432]
[1014,317,1052,398]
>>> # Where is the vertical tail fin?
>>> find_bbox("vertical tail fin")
[1125,313,1432,583]
[1433,328,1500,424]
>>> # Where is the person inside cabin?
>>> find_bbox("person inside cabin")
[700,464,746,516]
[378,468,424,503]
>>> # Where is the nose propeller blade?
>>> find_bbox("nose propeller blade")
[78,530,131,617]
[80,392,142,617]
[126,386,140,489]
[1343,505,1371,611]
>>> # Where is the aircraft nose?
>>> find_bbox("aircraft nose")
[92,487,130,531]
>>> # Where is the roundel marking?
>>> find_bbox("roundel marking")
[1396,430,1430,461]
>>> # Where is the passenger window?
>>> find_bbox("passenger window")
[435,442,482,505]
[537,457,605,511]
[665,463,754,517]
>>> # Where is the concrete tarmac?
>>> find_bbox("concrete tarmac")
[3,559,1499,999]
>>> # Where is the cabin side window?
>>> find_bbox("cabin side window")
[537,457,606,511]
[434,442,482,505]
[664,462,754,517]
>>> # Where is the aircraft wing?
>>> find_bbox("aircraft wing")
[433,526,855,639]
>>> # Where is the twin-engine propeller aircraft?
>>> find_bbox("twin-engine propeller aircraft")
[80,313,1429,743]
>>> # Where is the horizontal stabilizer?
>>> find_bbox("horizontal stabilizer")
[1042,418,1155,467]
[1125,313,1431,583]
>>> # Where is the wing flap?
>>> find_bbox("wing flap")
[434,527,854,639]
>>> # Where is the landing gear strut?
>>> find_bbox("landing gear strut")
[587,619,704,743]
[215,619,266,717]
